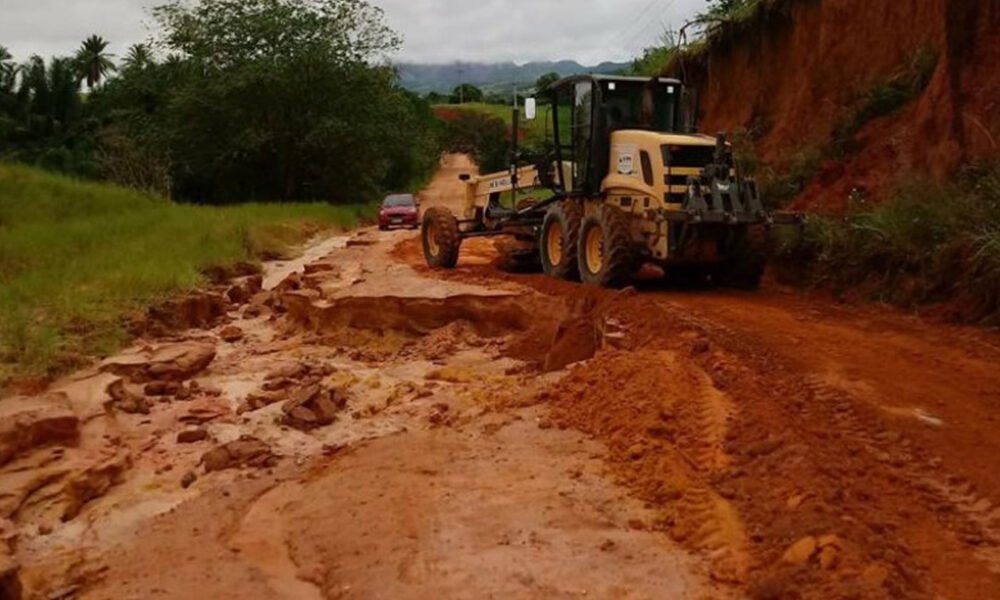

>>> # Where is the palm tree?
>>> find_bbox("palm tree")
[0,45,13,72]
[0,45,17,93]
[121,43,153,71]
[75,35,116,90]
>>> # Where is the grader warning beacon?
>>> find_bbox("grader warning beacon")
[420,75,800,288]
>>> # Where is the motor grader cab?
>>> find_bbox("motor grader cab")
[420,74,800,288]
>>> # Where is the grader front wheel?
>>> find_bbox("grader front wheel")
[578,206,636,288]
[421,207,461,269]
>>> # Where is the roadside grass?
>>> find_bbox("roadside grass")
[776,164,1000,322]
[0,163,372,384]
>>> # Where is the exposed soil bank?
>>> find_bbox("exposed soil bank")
[673,0,1000,210]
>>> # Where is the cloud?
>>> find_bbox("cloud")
[380,0,704,64]
[0,0,704,64]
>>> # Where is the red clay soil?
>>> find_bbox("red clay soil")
[395,235,1000,599]
[672,0,1000,211]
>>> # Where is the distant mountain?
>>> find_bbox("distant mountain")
[395,60,630,94]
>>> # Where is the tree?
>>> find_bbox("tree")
[440,111,508,173]
[703,0,754,19]
[0,45,17,97]
[450,83,483,104]
[121,44,153,71]
[0,46,14,79]
[75,35,116,90]
[535,72,560,93]
[141,0,427,203]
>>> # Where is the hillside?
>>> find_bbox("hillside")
[668,0,1000,212]
[396,60,628,93]
[0,163,369,386]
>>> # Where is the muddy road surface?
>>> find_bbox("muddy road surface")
[4,156,1000,600]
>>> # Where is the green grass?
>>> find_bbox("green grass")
[0,163,372,384]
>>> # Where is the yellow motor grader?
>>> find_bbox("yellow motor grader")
[421,74,800,288]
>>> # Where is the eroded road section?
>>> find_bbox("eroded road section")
[4,155,1000,600]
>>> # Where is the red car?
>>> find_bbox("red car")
[378,193,420,230]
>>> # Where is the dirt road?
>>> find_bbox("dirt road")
[4,156,1000,600]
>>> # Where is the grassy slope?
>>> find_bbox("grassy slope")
[0,163,372,383]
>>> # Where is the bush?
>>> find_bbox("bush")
[777,164,1000,322]
[439,110,509,173]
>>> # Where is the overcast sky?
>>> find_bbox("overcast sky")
[1,0,704,64]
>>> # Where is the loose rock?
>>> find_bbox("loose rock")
[202,436,275,472]
[219,326,245,343]
[106,379,150,415]
[781,536,818,565]
[102,342,217,383]
[144,381,180,397]
[177,428,209,444]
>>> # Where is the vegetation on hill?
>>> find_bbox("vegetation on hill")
[777,165,1000,323]
[0,162,371,386]
[0,0,440,204]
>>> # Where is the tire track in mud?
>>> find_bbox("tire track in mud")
[798,373,1000,577]
[631,298,1000,599]
[541,348,753,586]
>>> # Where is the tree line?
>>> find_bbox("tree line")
[0,0,441,204]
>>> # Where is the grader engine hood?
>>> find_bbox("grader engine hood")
[601,130,720,205]
[601,130,800,227]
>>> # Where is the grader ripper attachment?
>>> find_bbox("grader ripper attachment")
[421,74,801,288]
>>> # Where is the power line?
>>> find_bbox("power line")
[611,0,663,49]
[616,0,676,56]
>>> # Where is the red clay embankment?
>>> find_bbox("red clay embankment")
[671,0,1000,211]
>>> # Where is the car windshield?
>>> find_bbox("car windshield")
[383,194,415,208]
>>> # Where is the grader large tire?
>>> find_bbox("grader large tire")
[421,207,461,269]
[578,206,637,288]
[540,201,583,280]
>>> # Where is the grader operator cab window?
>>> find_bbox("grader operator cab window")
[550,76,689,196]
[604,81,680,132]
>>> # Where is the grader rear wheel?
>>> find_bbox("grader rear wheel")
[540,201,583,280]
[578,206,636,288]
[421,207,461,269]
